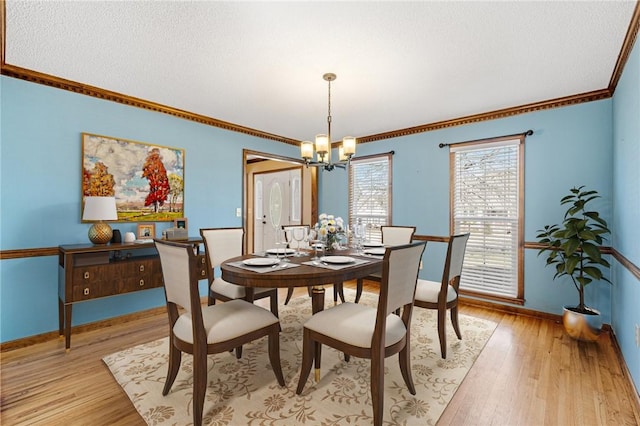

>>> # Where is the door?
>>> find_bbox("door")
[254,169,301,252]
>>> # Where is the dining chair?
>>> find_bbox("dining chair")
[413,233,470,359]
[354,225,416,303]
[200,227,279,357]
[296,241,427,426]
[154,239,285,426]
[282,224,346,305]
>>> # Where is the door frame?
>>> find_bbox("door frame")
[243,149,317,253]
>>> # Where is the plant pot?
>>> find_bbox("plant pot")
[562,306,602,342]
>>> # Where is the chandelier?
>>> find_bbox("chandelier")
[300,73,356,171]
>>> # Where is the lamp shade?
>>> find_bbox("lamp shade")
[315,134,329,155]
[300,141,314,160]
[83,196,118,221]
[342,136,356,156]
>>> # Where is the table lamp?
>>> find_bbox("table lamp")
[82,196,118,244]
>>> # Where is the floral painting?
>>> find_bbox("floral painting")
[82,133,185,222]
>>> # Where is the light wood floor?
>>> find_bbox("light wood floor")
[2,282,639,425]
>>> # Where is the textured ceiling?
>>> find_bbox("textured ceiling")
[4,1,638,143]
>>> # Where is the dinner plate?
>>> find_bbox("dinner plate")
[363,247,385,255]
[320,255,355,264]
[363,242,384,247]
[242,258,280,267]
[266,248,296,255]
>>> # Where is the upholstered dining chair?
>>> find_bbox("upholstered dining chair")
[296,241,427,426]
[200,227,279,357]
[354,225,416,303]
[154,239,285,426]
[414,233,470,359]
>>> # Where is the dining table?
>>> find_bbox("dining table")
[221,248,384,381]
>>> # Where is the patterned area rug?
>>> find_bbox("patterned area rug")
[104,289,496,425]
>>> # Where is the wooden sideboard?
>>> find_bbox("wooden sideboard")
[58,238,207,350]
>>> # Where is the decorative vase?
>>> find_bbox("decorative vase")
[562,306,602,342]
[325,234,337,252]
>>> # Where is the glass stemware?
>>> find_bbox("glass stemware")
[277,228,291,263]
[292,226,306,257]
[353,221,366,254]
[308,229,322,260]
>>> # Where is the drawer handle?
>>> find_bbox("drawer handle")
[201,270,206,276]
[139,265,145,272]
[84,271,90,279]
[139,279,145,286]
[201,257,206,264]
[83,288,90,296]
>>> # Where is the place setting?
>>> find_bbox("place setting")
[303,254,371,270]
[226,255,301,273]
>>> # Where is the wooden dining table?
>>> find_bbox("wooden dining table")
[221,249,383,381]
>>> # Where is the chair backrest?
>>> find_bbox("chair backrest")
[442,233,470,291]
[155,239,200,316]
[380,241,427,316]
[200,227,244,271]
[381,226,416,246]
[282,225,311,249]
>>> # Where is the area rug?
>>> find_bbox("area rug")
[103,289,496,425]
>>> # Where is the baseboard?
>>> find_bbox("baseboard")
[609,328,640,414]
[0,305,167,353]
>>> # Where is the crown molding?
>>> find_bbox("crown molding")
[0,64,300,147]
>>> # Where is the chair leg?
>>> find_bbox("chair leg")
[398,342,416,395]
[451,305,462,340]
[371,348,385,426]
[192,347,208,426]
[438,307,447,359]
[207,290,215,306]
[284,288,294,305]
[296,329,315,394]
[162,341,182,396]
[235,346,243,359]
[355,278,363,303]
[268,328,285,386]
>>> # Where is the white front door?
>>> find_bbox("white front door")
[254,169,301,252]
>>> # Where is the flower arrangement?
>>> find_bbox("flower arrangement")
[315,213,345,251]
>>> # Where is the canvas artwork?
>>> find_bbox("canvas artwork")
[82,133,185,222]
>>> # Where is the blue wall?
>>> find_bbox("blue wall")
[612,37,640,392]
[322,99,614,321]
[0,76,298,341]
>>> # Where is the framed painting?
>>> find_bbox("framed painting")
[137,223,156,239]
[82,133,185,222]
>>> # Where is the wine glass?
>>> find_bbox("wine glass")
[308,229,322,260]
[353,221,366,254]
[277,228,291,263]
[292,226,306,257]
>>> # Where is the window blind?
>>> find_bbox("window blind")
[348,155,391,243]
[452,139,521,298]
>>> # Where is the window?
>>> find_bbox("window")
[451,136,524,303]
[348,154,392,243]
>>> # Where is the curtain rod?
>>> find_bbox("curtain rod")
[439,129,533,148]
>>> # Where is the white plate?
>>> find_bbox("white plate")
[363,242,384,247]
[266,248,296,255]
[320,255,355,264]
[242,258,280,267]
[363,247,385,255]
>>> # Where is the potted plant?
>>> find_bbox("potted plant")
[536,186,611,341]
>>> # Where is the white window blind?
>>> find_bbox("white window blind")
[348,155,391,243]
[452,139,521,299]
